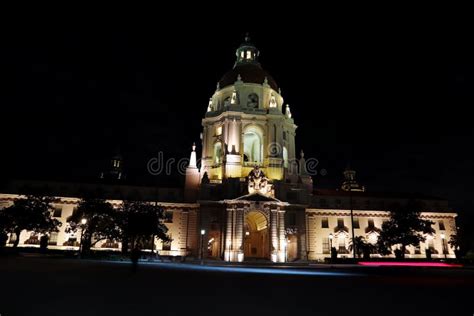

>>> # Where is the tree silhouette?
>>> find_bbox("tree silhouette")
[0,195,61,247]
[349,236,376,259]
[67,197,118,253]
[378,200,434,259]
[117,201,170,253]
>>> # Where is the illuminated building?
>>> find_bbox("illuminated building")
[0,36,457,261]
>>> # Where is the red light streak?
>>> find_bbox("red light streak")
[358,262,463,268]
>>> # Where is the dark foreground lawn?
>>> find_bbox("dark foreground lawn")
[0,257,472,316]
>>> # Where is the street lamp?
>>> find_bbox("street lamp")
[200,229,206,263]
[79,218,87,258]
[440,233,447,259]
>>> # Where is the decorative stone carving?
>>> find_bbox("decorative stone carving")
[247,166,273,196]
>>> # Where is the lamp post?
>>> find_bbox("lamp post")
[200,229,205,264]
[441,233,447,259]
[328,233,333,254]
[78,218,87,258]
[349,185,356,259]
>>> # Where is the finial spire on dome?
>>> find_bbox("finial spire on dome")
[245,32,251,43]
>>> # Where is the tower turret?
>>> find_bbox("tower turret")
[185,143,200,201]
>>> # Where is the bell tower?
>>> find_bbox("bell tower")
[200,35,298,187]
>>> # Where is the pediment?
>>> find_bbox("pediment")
[234,192,282,203]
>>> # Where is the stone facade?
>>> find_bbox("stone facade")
[0,36,458,261]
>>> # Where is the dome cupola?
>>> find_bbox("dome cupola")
[235,33,260,66]
[219,34,279,91]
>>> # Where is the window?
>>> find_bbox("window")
[243,126,263,164]
[240,51,244,58]
[162,234,172,251]
[442,238,449,254]
[8,233,17,244]
[269,95,277,108]
[164,211,173,223]
[337,218,344,228]
[49,232,58,245]
[283,131,286,140]
[216,126,222,136]
[214,142,222,164]
[427,236,434,253]
[415,243,421,254]
[428,239,435,252]
[322,238,330,254]
[353,218,360,229]
[283,146,288,168]
[53,207,62,218]
[321,217,329,228]
[247,93,259,108]
[439,220,445,231]
[246,50,252,59]
[368,219,375,229]
[338,237,348,253]
[231,91,238,104]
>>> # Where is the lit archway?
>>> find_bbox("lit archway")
[243,125,263,164]
[244,211,269,259]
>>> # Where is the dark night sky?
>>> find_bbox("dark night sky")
[1,19,473,219]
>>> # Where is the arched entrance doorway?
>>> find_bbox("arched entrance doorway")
[244,211,269,259]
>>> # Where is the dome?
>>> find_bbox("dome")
[219,63,279,91]
[218,34,279,91]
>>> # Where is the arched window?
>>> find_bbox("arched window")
[247,93,259,108]
[214,142,222,164]
[243,126,263,164]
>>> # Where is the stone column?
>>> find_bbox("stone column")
[306,213,317,260]
[224,207,233,262]
[299,211,308,261]
[270,208,279,262]
[180,210,189,256]
[278,207,286,262]
[235,208,244,262]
